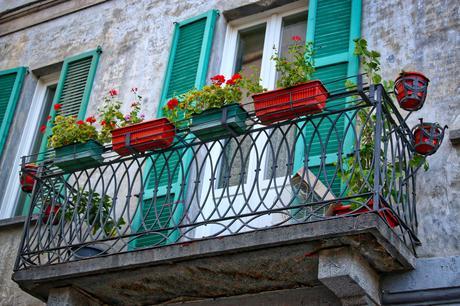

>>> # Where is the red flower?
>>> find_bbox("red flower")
[101,120,106,126]
[76,120,84,125]
[109,89,118,96]
[40,125,46,133]
[291,35,302,41]
[86,116,96,124]
[167,98,178,110]
[46,115,52,121]
[54,103,62,111]
[211,74,225,86]
[226,73,242,85]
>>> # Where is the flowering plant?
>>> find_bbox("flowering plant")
[97,88,145,143]
[271,36,315,88]
[45,115,99,149]
[163,72,264,124]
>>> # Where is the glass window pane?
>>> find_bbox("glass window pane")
[265,12,307,180]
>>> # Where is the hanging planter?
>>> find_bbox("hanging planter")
[19,163,38,193]
[412,119,447,156]
[331,198,399,228]
[394,71,429,111]
[252,81,328,125]
[111,118,176,156]
[190,103,249,141]
[54,140,104,171]
[42,202,61,225]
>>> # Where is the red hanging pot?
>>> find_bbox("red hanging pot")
[42,202,61,225]
[394,71,429,111]
[331,198,399,228]
[412,119,447,156]
[252,80,329,125]
[111,118,176,156]
[19,164,38,193]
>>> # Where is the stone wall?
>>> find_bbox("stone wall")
[0,0,458,259]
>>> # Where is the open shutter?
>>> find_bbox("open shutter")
[39,47,102,155]
[132,10,218,248]
[294,0,361,198]
[0,67,27,157]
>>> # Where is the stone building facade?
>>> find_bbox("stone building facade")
[0,0,459,305]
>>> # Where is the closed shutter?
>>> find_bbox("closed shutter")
[0,67,27,157]
[294,0,361,197]
[132,10,218,249]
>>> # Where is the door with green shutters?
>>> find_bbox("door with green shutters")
[23,48,101,216]
[0,67,27,157]
[131,10,218,248]
[293,0,361,200]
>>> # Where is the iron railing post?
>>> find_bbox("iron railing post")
[372,85,384,211]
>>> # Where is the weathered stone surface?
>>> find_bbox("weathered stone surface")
[47,287,101,306]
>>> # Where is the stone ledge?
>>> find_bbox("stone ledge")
[13,214,415,304]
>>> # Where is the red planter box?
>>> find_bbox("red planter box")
[332,199,399,228]
[394,71,429,111]
[111,118,176,156]
[252,80,329,125]
[20,164,38,193]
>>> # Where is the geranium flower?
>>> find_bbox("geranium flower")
[292,35,302,42]
[47,115,52,121]
[101,120,106,126]
[210,74,225,86]
[167,98,179,110]
[226,73,242,85]
[109,89,118,96]
[86,116,97,124]
[76,120,84,125]
[54,103,62,111]
[40,125,46,133]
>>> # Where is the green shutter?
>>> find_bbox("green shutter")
[294,0,361,197]
[132,10,218,249]
[0,67,27,157]
[38,47,102,156]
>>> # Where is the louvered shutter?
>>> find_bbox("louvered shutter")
[132,11,218,249]
[294,0,361,197]
[0,67,27,157]
[38,48,102,155]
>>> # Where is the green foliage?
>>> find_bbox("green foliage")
[271,39,316,89]
[48,115,98,149]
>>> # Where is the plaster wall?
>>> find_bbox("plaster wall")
[0,0,458,259]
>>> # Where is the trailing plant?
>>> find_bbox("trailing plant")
[163,72,264,125]
[45,115,99,149]
[271,36,315,88]
[98,88,145,143]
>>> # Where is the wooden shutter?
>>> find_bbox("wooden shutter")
[0,67,27,157]
[39,47,102,155]
[132,10,218,249]
[294,0,361,197]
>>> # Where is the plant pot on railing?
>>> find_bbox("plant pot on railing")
[19,163,38,193]
[412,119,447,156]
[190,103,249,141]
[331,198,399,228]
[111,118,176,156]
[252,81,328,125]
[41,202,61,225]
[70,244,108,259]
[54,140,104,172]
[394,71,429,111]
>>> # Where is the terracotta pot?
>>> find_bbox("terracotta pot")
[19,164,38,193]
[332,199,399,228]
[111,118,176,156]
[42,203,61,225]
[394,71,429,111]
[412,120,446,156]
[252,80,328,125]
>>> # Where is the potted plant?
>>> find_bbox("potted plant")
[252,36,328,125]
[394,71,429,111]
[44,113,104,171]
[164,72,263,142]
[41,200,61,225]
[412,119,447,155]
[99,88,175,156]
[19,163,38,193]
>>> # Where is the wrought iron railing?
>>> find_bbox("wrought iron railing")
[15,76,422,270]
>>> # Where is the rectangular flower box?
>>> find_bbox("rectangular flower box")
[252,80,329,125]
[190,103,249,142]
[54,140,104,171]
[111,118,176,156]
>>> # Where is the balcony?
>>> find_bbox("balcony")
[13,79,419,305]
